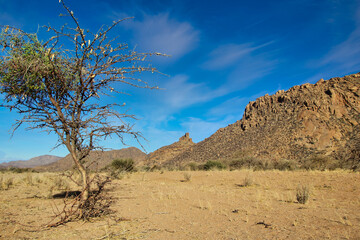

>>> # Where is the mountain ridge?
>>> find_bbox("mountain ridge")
[0,155,62,168]
[158,73,360,167]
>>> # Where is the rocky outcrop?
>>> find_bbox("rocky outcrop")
[144,133,195,166]
[37,147,146,172]
[165,73,360,167]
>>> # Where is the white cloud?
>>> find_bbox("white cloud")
[124,12,199,60]
[319,6,360,72]
[161,75,212,109]
[204,42,273,70]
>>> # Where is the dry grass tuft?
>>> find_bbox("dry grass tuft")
[183,172,192,182]
[296,184,310,204]
[0,176,13,190]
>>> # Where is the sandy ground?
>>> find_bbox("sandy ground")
[0,170,359,239]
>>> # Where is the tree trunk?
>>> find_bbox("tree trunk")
[68,149,89,202]
[78,165,89,202]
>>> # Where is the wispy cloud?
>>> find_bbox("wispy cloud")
[161,75,212,109]
[319,6,360,72]
[203,42,273,70]
[122,12,199,60]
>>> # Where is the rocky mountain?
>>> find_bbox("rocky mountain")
[160,73,360,167]
[0,155,62,168]
[143,133,195,166]
[37,147,146,171]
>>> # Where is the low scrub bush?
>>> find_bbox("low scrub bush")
[243,174,254,187]
[273,159,298,171]
[111,158,135,172]
[186,162,199,171]
[296,184,310,204]
[0,177,13,190]
[301,155,339,171]
[8,167,35,173]
[229,156,272,171]
[183,172,192,182]
[202,160,226,171]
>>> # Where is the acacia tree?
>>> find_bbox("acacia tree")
[0,2,163,204]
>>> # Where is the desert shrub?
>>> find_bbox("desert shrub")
[273,159,298,171]
[301,155,338,171]
[23,173,34,186]
[229,159,246,170]
[203,160,226,171]
[111,158,134,172]
[150,165,162,171]
[1,177,13,190]
[229,156,272,170]
[296,185,310,204]
[183,172,192,182]
[243,174,254,187]
[53,176,70,190]
[186,162,199,171]
[8,167,35,173]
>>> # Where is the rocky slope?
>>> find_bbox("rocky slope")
[37,147,146,171]
[0,155,62,168]
[143,133,195,166]
[164,73,360,167]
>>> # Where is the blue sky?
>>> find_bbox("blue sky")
[0,0,359,162]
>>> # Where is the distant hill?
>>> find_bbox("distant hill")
[0,155,62,168]
[152,73,360,168]
[143,133,195,166]
[38,147,146,172]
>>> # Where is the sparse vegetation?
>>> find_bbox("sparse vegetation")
[229,156,272,170]
[186,162,199,171]
[107,159,135,179]
[0,0,164,221]
[183,172,192,182]
[111,159,135,172]
[301,155,339,171]
[243,174,254,187]
[1,170,358,239]
[0,176,13,190]
[273,159,298,171]
[296,184,310,204]
[202,160,227,171]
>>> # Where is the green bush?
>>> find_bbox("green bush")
[203,160,226,171]
[111,158,134,172]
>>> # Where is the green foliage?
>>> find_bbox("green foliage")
[111,158,135,172]
[0,31,69,101]
[202,160,226,171]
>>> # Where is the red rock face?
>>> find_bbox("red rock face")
[164,73,360,167]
